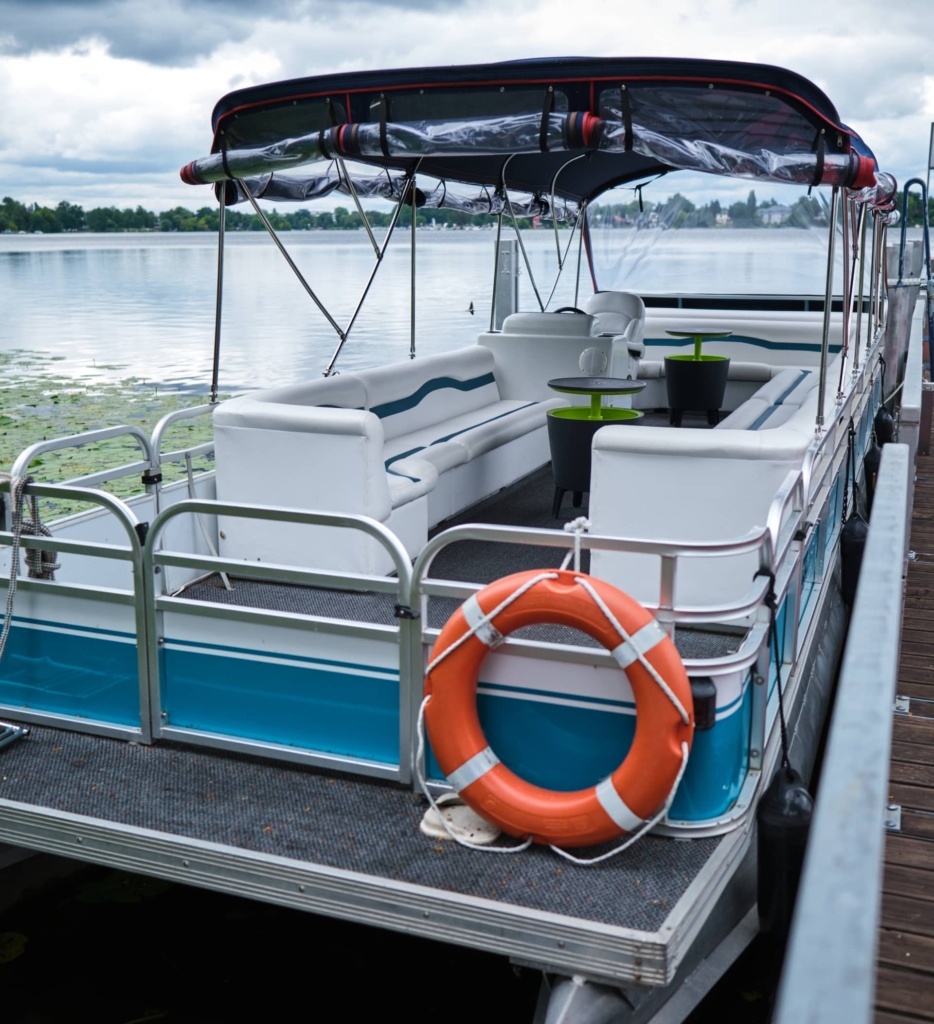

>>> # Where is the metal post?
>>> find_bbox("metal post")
[410,176,416,360]
[505,191,544,312]
[837,192,852,400]
[241,181,344,340]
[853,203,868,372]
[211,190,225,404]
[574,201,586,308]
[928,122,934,217]
[489,212,503,332]
[816,186,840,431]
[870,214,882,334]
[337,156,381,258]
[323,173,411,376]
[550,153,588,270]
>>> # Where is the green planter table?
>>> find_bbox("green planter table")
[546,377,646,517]
[664,331,732,427]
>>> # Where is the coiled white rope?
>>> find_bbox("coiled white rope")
[416,569,559,853]
[415,695,533,854]
[417,568,692,863]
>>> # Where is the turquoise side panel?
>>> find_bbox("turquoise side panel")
[0,616,139,725]
[825,473,842,556]
[480,692,635,793]
[800,529,819,625]
[769,596,790,700]
[669,677,752,820]
[427,680,751,822]
[162,644,400,764]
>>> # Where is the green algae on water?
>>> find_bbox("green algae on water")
[1,349,230,519]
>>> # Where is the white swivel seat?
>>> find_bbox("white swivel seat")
[584,292,646,376]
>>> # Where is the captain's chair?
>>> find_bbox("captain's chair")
[584,291,646,358]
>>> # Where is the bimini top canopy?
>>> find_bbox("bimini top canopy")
[181,56,888,207]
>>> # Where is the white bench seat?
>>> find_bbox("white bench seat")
[716,367,817,430]
[213,346,566,573]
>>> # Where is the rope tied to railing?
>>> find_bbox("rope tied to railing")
[560,516,592,572]
[0,475,58,669]
[754,567,791,770]
[841,417,860,524]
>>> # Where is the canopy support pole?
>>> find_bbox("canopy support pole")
[550,153,588,269]
[337,157,381,258]
[816,185,840,433]
[240,179,345,340]
[837,193,853,402]
[574,201,586,308]
[504,190,544,312]
[211,191,225,404]
[544,203,586,310]
[852,203,868,373]
[489,212,504,332]
[870,213,882,335]
[323,172,413,376]
[410,175,417,360]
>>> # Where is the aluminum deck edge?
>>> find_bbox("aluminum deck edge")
[0,796,681,985]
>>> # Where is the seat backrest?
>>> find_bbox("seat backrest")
[501,311,598,337]
[247,375,367,410]
[584,291,646,336]
[357,347,500,440]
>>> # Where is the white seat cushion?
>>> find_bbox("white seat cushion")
[728,361,772,383]
[638,360,664,379]
[386,455,438,508]
[755,368,816,406]
[716,398,772,430]
[383,398,556,467]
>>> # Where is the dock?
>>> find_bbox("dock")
[877,435,934,1023]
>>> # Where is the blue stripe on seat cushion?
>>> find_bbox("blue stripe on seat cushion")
[371,373,497,419]
[749,405,780,430]
[383,402,539,474]
[774,369,811,405]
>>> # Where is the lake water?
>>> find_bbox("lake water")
[2,225,908,396]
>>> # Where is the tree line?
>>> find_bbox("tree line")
[3,189,933,235]
[1,196,506,234]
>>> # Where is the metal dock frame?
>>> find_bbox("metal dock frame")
[775,442,911,1024]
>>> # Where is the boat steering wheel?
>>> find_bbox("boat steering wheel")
[553,306,588,315]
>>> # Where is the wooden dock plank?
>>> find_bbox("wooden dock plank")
[878,928,934,974]
[875,438,934,1022]
[876,966,934,1019]
[885,834,934,871]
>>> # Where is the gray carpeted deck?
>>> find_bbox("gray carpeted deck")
[0,724,722,931]
[181,464,743,659]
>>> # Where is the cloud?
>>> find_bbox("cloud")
[0,0,931,211]
[0,0,465,66]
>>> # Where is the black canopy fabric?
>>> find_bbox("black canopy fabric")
[183,57,883,202]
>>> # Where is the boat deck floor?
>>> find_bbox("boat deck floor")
[181,460,742,661]
[876,442,934,1022]
[0,721,722,934]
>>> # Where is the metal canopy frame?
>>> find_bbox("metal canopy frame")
[209,170,419,384]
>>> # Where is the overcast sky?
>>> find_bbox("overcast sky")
[1,0,932,212]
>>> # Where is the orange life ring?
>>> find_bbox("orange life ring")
[424,569,694,848]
